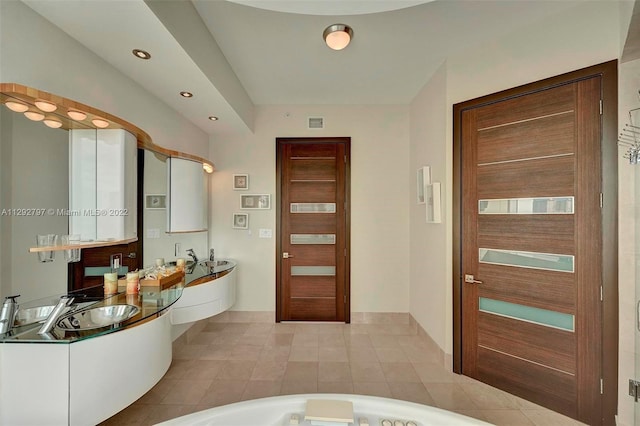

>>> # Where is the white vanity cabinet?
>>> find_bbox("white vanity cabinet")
[166,157,207,233]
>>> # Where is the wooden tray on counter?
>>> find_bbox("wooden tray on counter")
[118,270,185,290]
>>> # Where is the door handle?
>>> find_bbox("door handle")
[464,274,483,284]
[283,252,294,259]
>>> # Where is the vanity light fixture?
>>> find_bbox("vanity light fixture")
[180,91,193,98]
[91,118,110,128]
[43,118,63,129]
[202,163,214,173]
[67,110,87,121]
[34,100,57,112]
[132,49,151,60]
[4,100,29,113]
[323,24,354,50]
[208,116,219,121]
[24,111,45,121]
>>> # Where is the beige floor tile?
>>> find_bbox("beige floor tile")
[199,344,235,360]
[172,344,206,360]
[264,333,294,346]
[244,323,274,335]
[387,382,435,406]
[348,346,380,363]
[380,362,420,383]
[368,334,399,348]
[412,362,457,383]
[317,381,354,394]
[288,345,319,361]
[260,345,292,361]
[292,333,319,347]
[212,333,242,346]
[136,377,175,405]
[199,380,248,407]
[100,402,149,425]
[318,362,352,382]
[230,344,264,360]
[482,409,536,426]
[241,380,282,401]
[350,361,386,382]
[521,409,587,425]
[402,344,442,364]
[319,346,349,362]
[163,359,195,380]
[183,360,225,380]
[283,361,319,382]
[280,380,318,395]
[251,360,288,381]
[272,323,298,334]
[344,334,373,347]
[142,404,194,425]
[375,347,409,363]
[188,331,220,345]
[223,322,252,333]
[203,322,227,332]
[160,379,212,405]
[216,360,257,380]
[460,382,518,409]
[452,409,489,422]
[342,324,369,335]
[426,383,479,410]
[235,333,269,346]
[318,333,346,347]
[352,381,393,398]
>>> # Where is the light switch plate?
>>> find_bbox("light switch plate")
[259,228,272,238]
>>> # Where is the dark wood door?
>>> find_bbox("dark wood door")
[457,77,606,422]
[276,138,350,322]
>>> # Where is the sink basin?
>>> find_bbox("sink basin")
[56,304,140,331]
[200,260,230,268]
[13,301,98,327]
[164,260,195,268]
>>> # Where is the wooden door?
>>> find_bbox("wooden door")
[276,138,350,322]
[454,62,618,425]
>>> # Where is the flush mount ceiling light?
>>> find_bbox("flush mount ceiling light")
[24,111,45,121]
[323,24,353,50]
[34,99,57,112]
[91,118,110,128]
[4,100,29,113]
[208,116,219,121]
[67,109,87,121]
[180,91,193,98]
[43,118,63,129]
[132,49,151,60]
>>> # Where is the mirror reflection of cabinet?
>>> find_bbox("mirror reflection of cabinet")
[166,158,207,233]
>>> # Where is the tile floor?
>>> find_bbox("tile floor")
[101,315,585,425]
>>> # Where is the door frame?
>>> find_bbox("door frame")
[452,60,618,423]
[275,137,351,323]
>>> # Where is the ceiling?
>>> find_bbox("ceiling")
[20,0,626,138]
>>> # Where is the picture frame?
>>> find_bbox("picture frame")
[417,166,431,204]
[145,194,166,209]
[240,194,271,210]
[426,182,442,223]
[233,174,249,190]
[232,212,249,229]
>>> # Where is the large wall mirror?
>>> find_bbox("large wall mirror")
[0,84,211,304]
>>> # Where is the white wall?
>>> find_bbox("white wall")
[408,62,448,350]
[210,105,410,313]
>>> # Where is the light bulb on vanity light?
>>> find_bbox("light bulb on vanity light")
[43,118,63,129]
[67,110,87,121]
[24,111,45,121]
[91,118,110,128]
[4,100,29,113]
[202,163,214,173]
[34,100,57,112]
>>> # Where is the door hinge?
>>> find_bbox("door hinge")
[599,99,603,115]
[599,192,603,208]
[629,379,640,401]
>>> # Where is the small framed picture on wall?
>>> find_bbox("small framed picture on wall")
[233,174,249,190]
[232,213,249,229]
[240,194,271,210]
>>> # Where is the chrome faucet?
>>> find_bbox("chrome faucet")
[38,295,74,335]
[186,248,198,263]
[0,295,20,334]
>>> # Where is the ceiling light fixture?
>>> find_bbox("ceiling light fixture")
[24,111,45,121]
[180,91,193,98]
[4,100,29,113]
[323,24,353,50]
[132,49,151,60]
[43,118,63,129]
[34,100,57,112]
[91,118,110,128]
[208,116,219,121]
[67,110,87,121]
[202,163,214,173]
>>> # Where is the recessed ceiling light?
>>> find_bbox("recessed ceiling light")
[180,91,193,98]
[24,111,45,121]
[132,49,151,60]
[323,24,354,50]
[4,100,29,113]
[67,110,87,121]
[208,116,219,121]
[34,100,57,112]
[91,118,110,128]
[43,118,63,129]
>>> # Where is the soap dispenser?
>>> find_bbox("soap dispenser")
[0,295,20,334]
